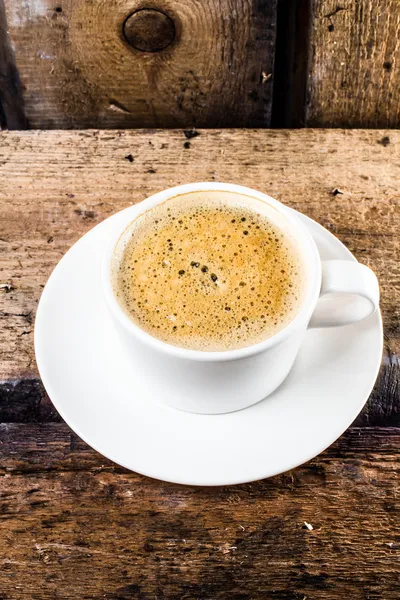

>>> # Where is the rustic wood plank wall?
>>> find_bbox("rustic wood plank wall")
[0,0,277,129]
[1,0,400,128]
[307,0,400,127]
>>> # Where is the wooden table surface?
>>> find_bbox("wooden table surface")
[0,129,399,599]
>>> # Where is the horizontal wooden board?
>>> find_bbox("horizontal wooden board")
[0,368,398,427]
[0,423,399,599]
[1,0,276,128]
[3,423,397,474]
[0,129,398,425]
[308,0,400,127]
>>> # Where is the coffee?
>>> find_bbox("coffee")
[111,190,305,351]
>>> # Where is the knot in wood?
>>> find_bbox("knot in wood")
[123,9,175,52]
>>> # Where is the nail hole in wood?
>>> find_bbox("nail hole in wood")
[123,9,176,52]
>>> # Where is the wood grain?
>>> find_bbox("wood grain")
[1,423,398,473]
[1,0,276,129]
[0,129,399,598]
[0,0,28,129]
[0,423,398,599]
[308,0,400,127]
[0,369,398,426]
[0,129,398,425]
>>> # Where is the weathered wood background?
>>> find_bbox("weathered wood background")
[1,0,400,128]
[0,0,278,129]
[307,0,400,128]
[0,129,399,598]
[1,0,399,595]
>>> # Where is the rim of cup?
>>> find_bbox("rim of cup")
[102,182,322,362]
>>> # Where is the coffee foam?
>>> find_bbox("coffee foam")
[111,190,306,351]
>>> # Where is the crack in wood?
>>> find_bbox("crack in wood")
[323,5,347,19]
[0,0,29,128]
[108,99,131,115]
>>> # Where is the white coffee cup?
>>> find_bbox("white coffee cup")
[102,182,379,414]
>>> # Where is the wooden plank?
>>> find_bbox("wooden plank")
[0,129,398,425]
[0,423,399,599]
[1,0,277,129]
[0,0,28,129]
[0,366,398,426]
[308,0,400,127]
[0,423,398,473]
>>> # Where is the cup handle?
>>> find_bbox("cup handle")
[309,260,380,328]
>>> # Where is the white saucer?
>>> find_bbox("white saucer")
[35,207,383,486]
